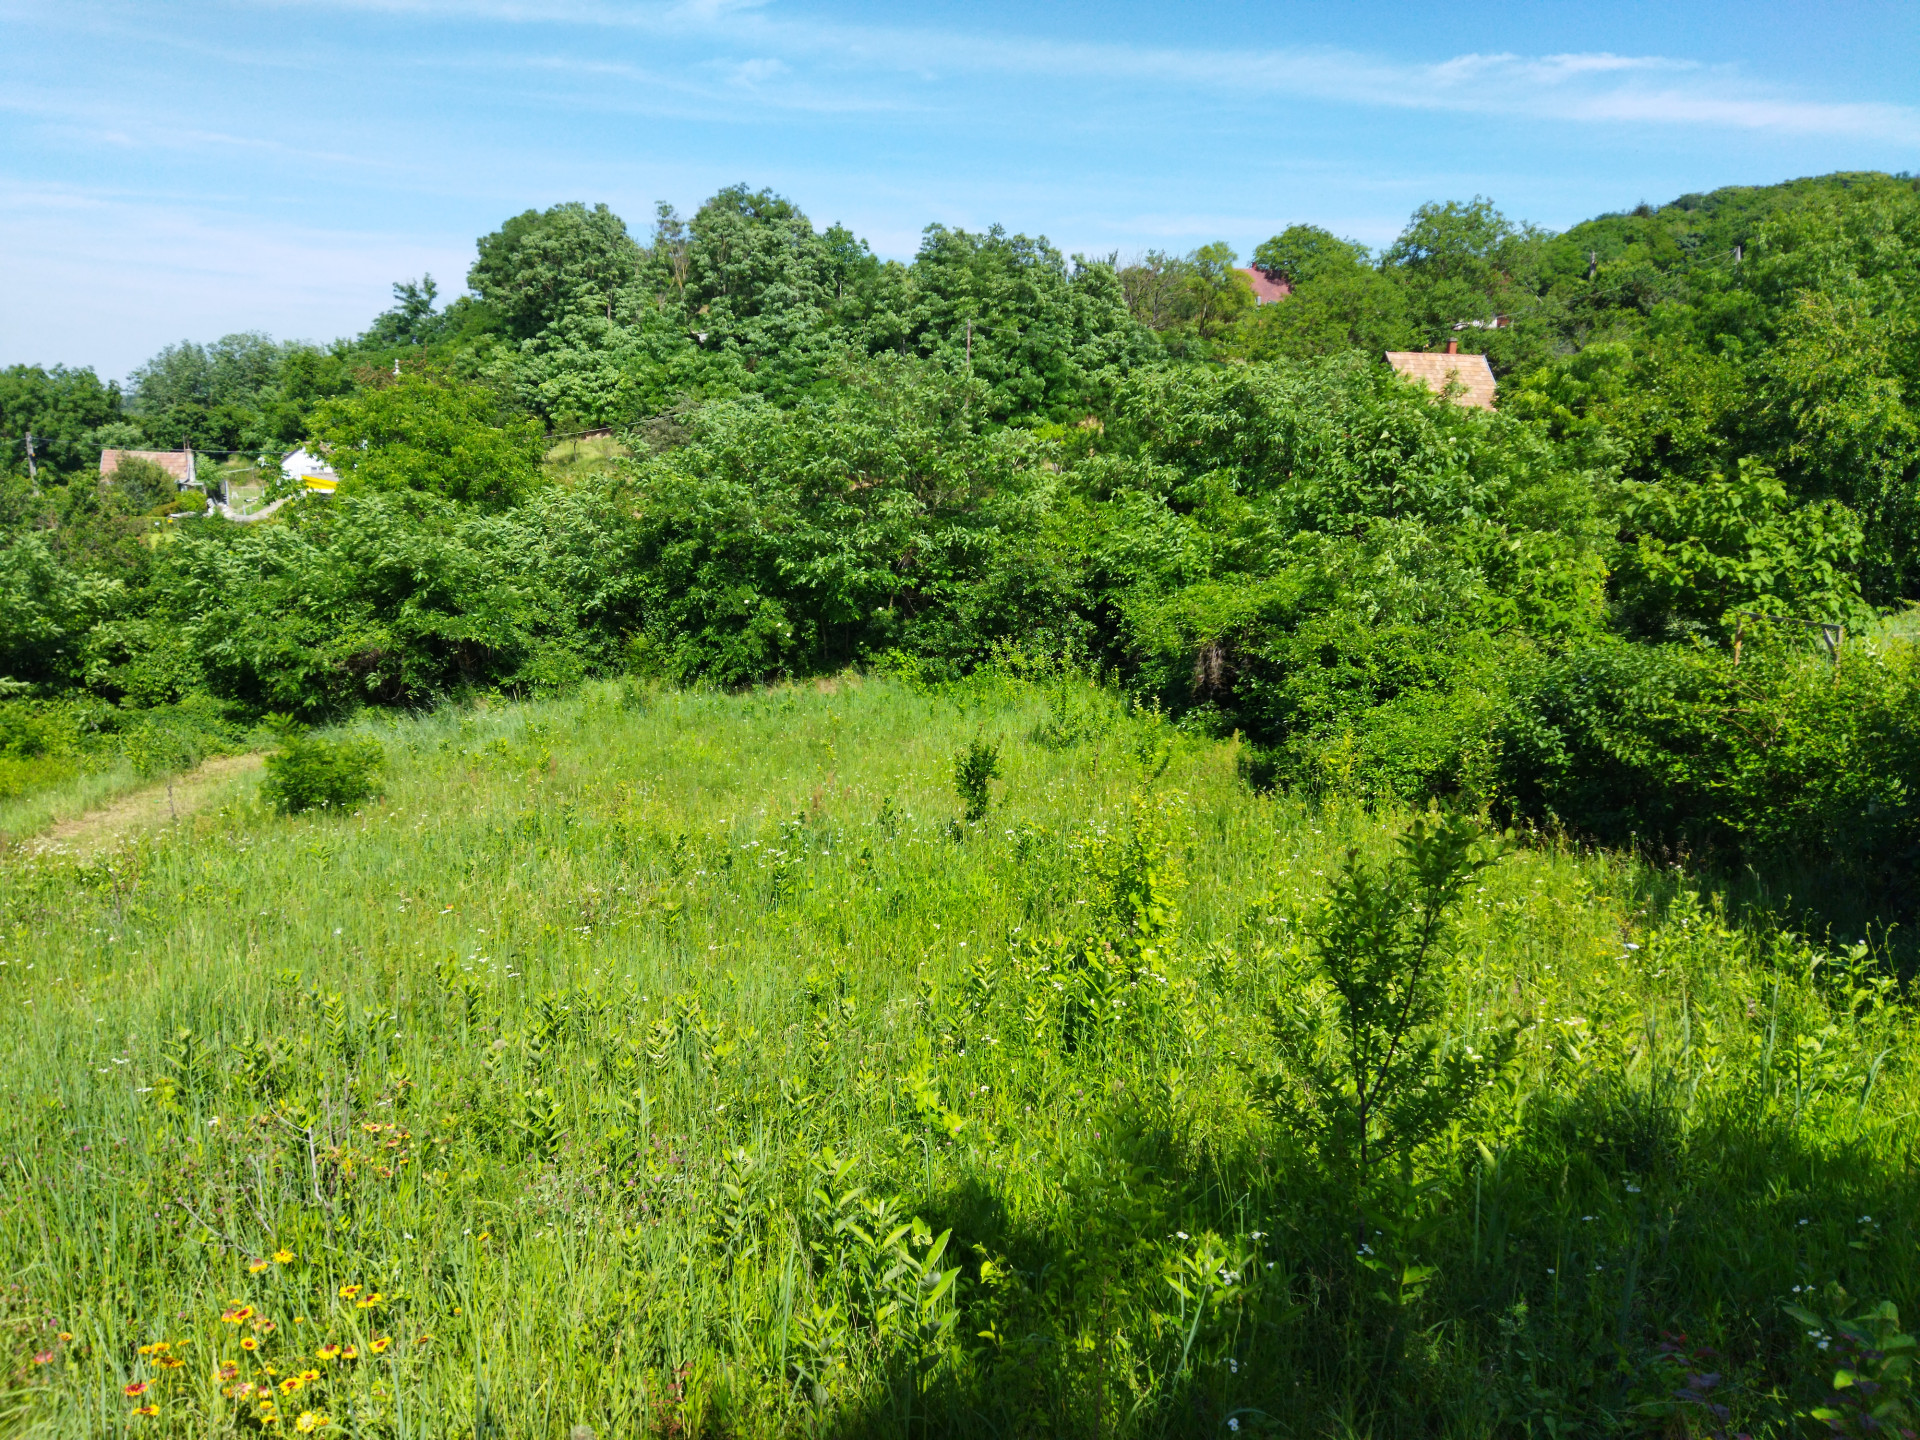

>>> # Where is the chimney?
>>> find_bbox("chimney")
[1444,339,1458,355]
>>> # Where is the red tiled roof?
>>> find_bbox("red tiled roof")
[1238,267,1292,304]
[1383,349,1498,410]
[99,449,193,480]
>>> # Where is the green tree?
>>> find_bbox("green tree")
[469,202,645,341]
[0,364,126,478]
[307,371,542,509]
[1612,458,1870,638]
[1252,224,1371,286]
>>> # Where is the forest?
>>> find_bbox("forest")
[1,170,1919,1436]
[5,170,1920,910]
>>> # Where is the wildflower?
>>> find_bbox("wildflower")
[339,1346,358,1360]
[280,1375,305,1395]
[254,1319,277,1333]
[1229,1421,1240,1433]
[274,1250,295,1264]
[222,1306,255,1325]
[317,1344,341,1361]
[125,1381,150,1396]
[32,1351,52,1365]
[131,1404,160,1417]
[370,1336,392,1354]
[241,1337,259,1352]
[356,1293,382,1309]
[250,1259,272,1274]
[158,1355,184,1370]
[299,1368,320,1384]
[1175,1231,1189,1240]
[337,1285,360,1300]
[218,1362,240,1381]
[137,1342,170,1355]
[58,1332,72,1341]
[295,1413,330,1433]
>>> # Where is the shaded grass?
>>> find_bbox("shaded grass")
[0,675,1913,1437]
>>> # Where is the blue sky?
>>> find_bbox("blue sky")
[5,0,1918,381]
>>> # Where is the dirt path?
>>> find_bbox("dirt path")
[25,753,265,857]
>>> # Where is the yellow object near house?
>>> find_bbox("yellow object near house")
[303,475,338,494]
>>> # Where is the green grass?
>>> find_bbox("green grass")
[1,675,1914,1437]
[0,755,136,841]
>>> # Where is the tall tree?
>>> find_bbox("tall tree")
[469,203,645,341]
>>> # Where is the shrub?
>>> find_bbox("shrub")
[260,732,385,814]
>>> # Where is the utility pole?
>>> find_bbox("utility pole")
[23,429,36,486]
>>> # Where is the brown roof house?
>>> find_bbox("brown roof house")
[1237,267,1292,304]
[1383,340,1497,410]
[99,448,196,485]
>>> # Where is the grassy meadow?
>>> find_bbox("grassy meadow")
[0,674,1915,1438]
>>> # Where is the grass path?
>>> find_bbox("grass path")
[21,751,263,856]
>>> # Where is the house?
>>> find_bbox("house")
[281,447,340,494]
[1237,268,1292,305]
[1383,340,1498,410]
[99,448,195,486]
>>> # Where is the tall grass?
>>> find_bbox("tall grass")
[0,675,1913,1437]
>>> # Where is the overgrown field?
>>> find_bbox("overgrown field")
[1,677,1914,1438]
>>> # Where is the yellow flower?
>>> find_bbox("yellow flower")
[158,1356,184,1370]
[316,1344,341,1361]
[339,1346,358,1360]
[369,1336,391,1354]
[58,1332,73,1342]
[250,1259,272,1274]
[279,1375,304,1395]
[241,1337,258,1352]
[355,1294,379,1309]
[299,1369,319,1384]
[222,1305,255,1325]
[131,1403,160,1418]
[337,1285,359,1300]
[274,1250,295,1264]
[217,1362,240,1382]
[294,1412,330,1434]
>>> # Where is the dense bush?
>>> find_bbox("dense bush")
[259,731,385,814]
[1498,635,1920,885]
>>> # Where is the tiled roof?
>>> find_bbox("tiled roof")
[1238,267,1292,304]
[1383,349,1498,410]
[99,449,193,480]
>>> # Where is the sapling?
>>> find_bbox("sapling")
[1255,807,1516,1187]
[952,737,1000,824]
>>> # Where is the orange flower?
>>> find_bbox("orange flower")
[253,1319,277,1334]
[217,1362,240,1381]
[125,1381,150,1396]
[221,1306,255,1325]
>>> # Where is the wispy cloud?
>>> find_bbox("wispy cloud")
[267,0,1920,146]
